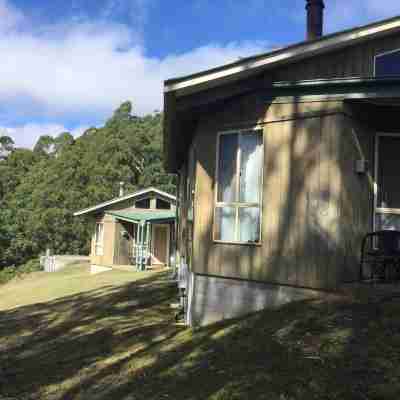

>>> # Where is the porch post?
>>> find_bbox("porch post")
[136,223,142,270]
[146,222,151,268]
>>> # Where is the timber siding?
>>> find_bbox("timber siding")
[272,32,400,82]
[190,97,376,289]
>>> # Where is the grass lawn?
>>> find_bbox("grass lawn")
[1,265,400,400]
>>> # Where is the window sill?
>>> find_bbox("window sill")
[213,240,262,246]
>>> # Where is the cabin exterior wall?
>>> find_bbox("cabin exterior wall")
[90,213,117,267]
[272,32,400,81]
[170,26,400,326]
[188,96,349,290]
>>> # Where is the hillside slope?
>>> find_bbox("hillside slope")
[1,267,399,400]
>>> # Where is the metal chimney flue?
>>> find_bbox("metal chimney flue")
[306,0,324,41]
[119,182,125,197]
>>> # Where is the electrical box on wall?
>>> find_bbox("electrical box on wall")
[355,159,368,174]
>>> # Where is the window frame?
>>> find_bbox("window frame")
[95,222,104,256]
[213,127,264,245]
[374,48,400,77]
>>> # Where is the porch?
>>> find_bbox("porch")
[341,280,400,303]
[107,210,176,271]
[343,99,400,284]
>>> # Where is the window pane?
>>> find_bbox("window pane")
[217,134,238,203]
[215,207,236,241]
[95,223,103,244]
[378,137,400,209]
[156,198,171,209]
[375,50,400,77]
[239,131,263,203]
[136,198,150,209]
[375,213,400,231]
[239,207,260,242]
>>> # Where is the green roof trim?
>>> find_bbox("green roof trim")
[267,77,400,99]
[106,210,176,223]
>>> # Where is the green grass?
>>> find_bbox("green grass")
[1,265,400,399]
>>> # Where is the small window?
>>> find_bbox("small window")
[135,198,150,209]
[375,49,400,77]
[156,198,171,210]
[214,130,263,244]
[95,223,104,256]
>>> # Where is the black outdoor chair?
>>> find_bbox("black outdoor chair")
[359,230,400,282]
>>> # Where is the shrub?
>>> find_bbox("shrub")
[0,258,42,285]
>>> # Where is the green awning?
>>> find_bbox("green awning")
[106,210,176,223]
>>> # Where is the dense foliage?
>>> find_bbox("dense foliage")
[0,102,176,268]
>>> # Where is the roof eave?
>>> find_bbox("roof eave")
[74,187,176,216]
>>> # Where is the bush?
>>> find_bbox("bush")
[0,258,42,285]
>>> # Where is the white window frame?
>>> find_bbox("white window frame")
[213,127,264,245]
[95,222,104,256]
[374,48,400,77]
[373,132,400,232]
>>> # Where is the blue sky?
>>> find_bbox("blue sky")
[0,0,398,148]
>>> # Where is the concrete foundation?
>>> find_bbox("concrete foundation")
[188,273,323,326]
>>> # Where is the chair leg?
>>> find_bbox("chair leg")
[370,261,375,285]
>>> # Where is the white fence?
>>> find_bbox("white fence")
[40,255,90,273]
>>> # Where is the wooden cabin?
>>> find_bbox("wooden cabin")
[163,3,400,325]
[74,187,176,270]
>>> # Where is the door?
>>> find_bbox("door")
[152,225,169,265]
[375,134,400,230]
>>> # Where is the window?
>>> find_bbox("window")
[156,198,171,209]
[95,223,104,256]
[214,129,263,243]
[135,198,150,209]
[375,49,400,77]
[375,134,400,232]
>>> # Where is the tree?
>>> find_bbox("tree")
[54,132,74,155]
[34,135,55,155]
[0,135,14,159]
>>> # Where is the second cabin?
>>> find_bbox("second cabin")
[74,187,176,271]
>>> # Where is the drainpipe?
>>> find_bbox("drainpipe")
[119,181,125,197]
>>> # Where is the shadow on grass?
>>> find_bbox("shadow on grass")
[1,273,400,400]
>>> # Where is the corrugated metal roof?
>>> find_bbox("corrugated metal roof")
[106,210,176,223]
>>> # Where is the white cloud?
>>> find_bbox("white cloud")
[0,2,268,118]
[1,123,89,148]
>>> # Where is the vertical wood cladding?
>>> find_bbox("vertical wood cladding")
[272,33,400,82]
[191,97,358,289]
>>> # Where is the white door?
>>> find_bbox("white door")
[152,225,170,265]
